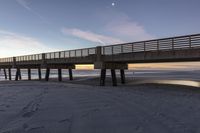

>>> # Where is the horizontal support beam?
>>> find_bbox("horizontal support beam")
[94,62,128,69]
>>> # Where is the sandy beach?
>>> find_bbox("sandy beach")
[0,0,200,132]
[0,80,200,133]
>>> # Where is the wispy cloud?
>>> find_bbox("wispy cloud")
[0,30,55,57]
[62,28,123,45]
[100,11,155,42]
[16,0,31,11]
[62,11,155,45]
[16,0,45,21]
[95,9,156,42]
[106,18,155,42]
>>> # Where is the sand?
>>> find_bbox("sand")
[0,81,200,133]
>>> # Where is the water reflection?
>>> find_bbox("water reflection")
[130,80,200,88]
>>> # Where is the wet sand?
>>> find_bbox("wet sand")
[0,80,200,133]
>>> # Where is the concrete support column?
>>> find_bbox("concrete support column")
[15,68,20,81]
[8,68,12,80]
[58,68,62,81]
[45,68,50,81]
[4,69,7,80]
[28,68,31,80]
[100,69,106,86]
[96,46,102,61]
[120,69,125,84]
[111,69,117,86]
[38,68,42,80]
[69,68,73,80]
[19,69,22,80]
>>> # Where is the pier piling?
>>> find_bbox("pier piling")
[111,69,117,86]
[38,68,42,80]
[120,69,125,84]
[45,68,50,81]
[100,69,106,86]
[8,68,12,80]
[28,68,31,80]
[69,68,73,80]
[58,68,62,81]
[15,68,20,81]
[18,69,22,80]
[4,69,7,80]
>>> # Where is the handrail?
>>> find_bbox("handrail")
[102,34,200,55]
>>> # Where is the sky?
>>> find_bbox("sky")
[0,0,200,57]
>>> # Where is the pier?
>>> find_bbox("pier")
[0,34,200,86]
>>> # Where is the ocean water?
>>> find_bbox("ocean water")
[0,69,161,81]
[0,69,136,81]
[0,69,200,83]
[0,69,101,81]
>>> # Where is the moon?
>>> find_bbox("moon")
[112,2,115,6]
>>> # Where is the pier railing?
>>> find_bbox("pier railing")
[0,47,96,63]
[0,34,200,63]
[15,54,43,62]
[0,57,13,63]
[102,34,200,55]
[45,47,96,59]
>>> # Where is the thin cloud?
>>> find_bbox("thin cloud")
[16,0,45,21]
[62,13,155,45]
[103,12,155,42]
[106,19,155,42]
[96,10,155,42]
[16,0,31,11]
[0,30,55,57]
[62,28,124,45]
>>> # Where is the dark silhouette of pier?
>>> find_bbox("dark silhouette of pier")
[0,34,200,86]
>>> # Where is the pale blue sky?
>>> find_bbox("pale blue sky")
[0,0,200,57]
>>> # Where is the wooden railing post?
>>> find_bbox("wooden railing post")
[42,53,45,60]
[132,43,134,52]
[157,40,159,51]
[41,53,46,67]
[13,57,16,68]
[112,46,114,55]
[189,36,192,48]
[75,50,77,57]
[172,38,174,50]
[88,49,90,56]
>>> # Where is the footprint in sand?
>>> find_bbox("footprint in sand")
[0,104,10,108]
[58,115,73,123]
[22,111,36,118]
[23,123,29,130]
[5,105,10,108]
[23,123,45,132]
[58,118,71,123]
[27,126,45,132]
[135,125,143,132]
[81,108,100,118]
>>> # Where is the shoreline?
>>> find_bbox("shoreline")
[0,75,200,88]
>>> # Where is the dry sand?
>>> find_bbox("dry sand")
[0,80,200,133]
